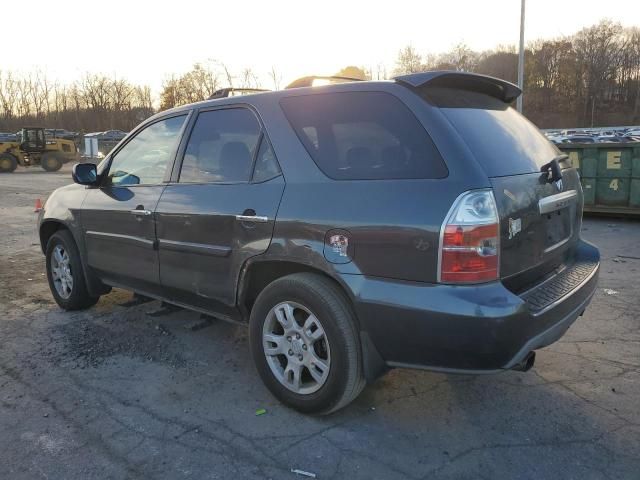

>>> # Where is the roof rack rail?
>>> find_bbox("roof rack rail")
[285,75,364,89]
[208,88,271,100]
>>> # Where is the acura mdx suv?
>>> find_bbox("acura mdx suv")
[39,72,600,414]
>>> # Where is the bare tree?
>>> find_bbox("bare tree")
[268,66,282,90]
[574,20,625,125]
[238,68,259,89]
[445,43,479,72]
[394,45,424,75]
[2,19,640,134]
[0,71,19,121]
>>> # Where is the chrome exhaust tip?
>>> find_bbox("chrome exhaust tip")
[511,351,536,372]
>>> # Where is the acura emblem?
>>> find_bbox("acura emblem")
[554,178,563,191]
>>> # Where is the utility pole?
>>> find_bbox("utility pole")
[517,0,526,112]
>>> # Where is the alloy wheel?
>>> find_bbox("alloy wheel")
[262,301,331,395]
[50,244,73,299]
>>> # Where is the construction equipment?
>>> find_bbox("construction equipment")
[0,127,78,173]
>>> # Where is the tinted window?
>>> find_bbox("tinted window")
[180,109,260,183]
[421,87,560,177]
[107,115,186,186]
[280,91,447,180]
[252,137,281,182]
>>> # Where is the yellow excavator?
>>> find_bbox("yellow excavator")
[0,127,78,173]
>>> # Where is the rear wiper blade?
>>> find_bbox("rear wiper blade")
[540,155,567,184]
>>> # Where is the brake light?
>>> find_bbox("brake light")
[439,190,500,283]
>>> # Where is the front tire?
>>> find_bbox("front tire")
[46,230,100,310]
[0,153,18,173]
[249,273,365,415]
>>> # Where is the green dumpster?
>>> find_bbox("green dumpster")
[558,142,640,216]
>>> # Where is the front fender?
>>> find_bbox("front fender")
[38,183,87,252]
[38,184,109,296]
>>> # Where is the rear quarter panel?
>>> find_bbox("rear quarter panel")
[270,180,470,282]
[251,84,490,283]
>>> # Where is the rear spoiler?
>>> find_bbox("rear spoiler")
[394,71,521,103]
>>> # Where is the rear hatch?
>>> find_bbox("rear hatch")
[418,84,583,292]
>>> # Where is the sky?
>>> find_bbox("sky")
[8,0,640,96]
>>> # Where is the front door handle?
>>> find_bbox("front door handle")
[235,214,268,223]
[130,209,152,216]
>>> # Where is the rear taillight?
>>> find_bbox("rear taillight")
[438,190,500,284]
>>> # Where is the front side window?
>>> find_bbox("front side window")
[280,91,448,180]
[107,115,187,186]
[179,108,261,183]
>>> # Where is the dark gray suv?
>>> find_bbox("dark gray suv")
[38,72,600,414]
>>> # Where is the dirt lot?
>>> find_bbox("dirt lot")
[1,165,639,479]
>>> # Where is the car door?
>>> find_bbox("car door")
[81,113,189,293]
[155,106,285,310]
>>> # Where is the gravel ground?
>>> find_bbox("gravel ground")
[1,165,639,479]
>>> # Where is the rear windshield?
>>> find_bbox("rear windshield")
[421,87,560,177]
[280,91,448,180]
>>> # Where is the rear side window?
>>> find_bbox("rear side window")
[280,91,447,180]
[180,108,260,183]
[420,87,560,177]
[252,137,281,182]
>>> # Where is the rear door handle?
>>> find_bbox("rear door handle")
[235,214,268,223]
[130,209,152,216]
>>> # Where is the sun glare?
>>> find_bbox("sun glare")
[311,79,332,87]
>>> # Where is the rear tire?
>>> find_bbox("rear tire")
[249,273,365,415]
[46,230,100,310]
[41,153,63,172]
[0,153,18,173]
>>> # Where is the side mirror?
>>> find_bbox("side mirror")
[72,163,98,185]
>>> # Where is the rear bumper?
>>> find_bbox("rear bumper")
[342,240,599,374]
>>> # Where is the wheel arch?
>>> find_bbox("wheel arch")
[237,258,357,322]
[40,219,110,296]
[39,219,66,254]
[237,258,388,383]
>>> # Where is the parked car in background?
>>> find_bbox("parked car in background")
[543,126,640,145]
[0,132,18,142]
[597,135,634,143]
[562,135,596,144]
[45,129,77,140]
[85,130,128,141]
[100,130,128,141]
[38,71,600,414]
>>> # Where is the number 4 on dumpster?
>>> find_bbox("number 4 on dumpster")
[609,179,619,191]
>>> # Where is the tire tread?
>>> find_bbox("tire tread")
[250,272,365,415]
[46,230,99,310]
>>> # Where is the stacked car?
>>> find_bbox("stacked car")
[544,127,640,144]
